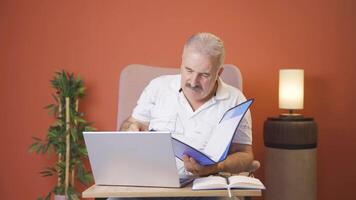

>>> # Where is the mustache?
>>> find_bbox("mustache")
[185,83,202,91]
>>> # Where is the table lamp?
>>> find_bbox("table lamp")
[263,68,318,200]
[279,69,304,116]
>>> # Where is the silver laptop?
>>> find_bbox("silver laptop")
[83,131,193,188]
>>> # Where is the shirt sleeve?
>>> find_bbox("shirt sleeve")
[131,79,159,122]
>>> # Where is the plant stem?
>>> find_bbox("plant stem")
[58,97,62,188]
[65,97,70,196]
[71,99,79,187]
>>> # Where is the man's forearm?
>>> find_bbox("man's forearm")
[183,144,254,176]
[218,150,254,174]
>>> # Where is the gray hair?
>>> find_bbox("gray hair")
[183,32,225,68]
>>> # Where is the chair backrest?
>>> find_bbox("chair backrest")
[117,64,243,130]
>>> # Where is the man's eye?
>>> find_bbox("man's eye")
[201,74,210,78]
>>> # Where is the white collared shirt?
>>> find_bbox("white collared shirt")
[132,74,252,149]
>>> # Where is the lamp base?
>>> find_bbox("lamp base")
[279,113,304,120]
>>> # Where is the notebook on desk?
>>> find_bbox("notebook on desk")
[83,131,193,188]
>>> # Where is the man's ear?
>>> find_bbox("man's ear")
[217,66,224,76]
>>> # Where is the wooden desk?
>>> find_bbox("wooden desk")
[82,183,262,198]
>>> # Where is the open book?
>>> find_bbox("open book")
[171,99,253,166]
[193,175,265,191]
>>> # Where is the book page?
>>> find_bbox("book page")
[171,137,215,166]
[203,100,252,162]
[192,176,228,190]
[172,134,202,149]
[204,114,243,162]
[228,175,266,189]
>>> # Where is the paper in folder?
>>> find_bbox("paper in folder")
[171,99,253,166]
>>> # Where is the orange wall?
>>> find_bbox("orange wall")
[1,0,355,199]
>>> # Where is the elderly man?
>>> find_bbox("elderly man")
[120,32,253,177]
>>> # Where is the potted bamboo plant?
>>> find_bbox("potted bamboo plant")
[29,70,95,200]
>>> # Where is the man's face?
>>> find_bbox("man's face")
[180,49,221,104]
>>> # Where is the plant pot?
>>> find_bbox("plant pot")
[54,195,67,200]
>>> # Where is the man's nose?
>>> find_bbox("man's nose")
[190,74,199,87]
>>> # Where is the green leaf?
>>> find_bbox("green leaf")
[42,143,50,154]
[36,143,45,154]
[78,87,85,96]
[71,128,78,142]
[77,147,88,156]
[75,117,87,124]
[85,126,96,131]
[44,192,51,200]
[76,74,81,82]
[40,169,53,177]
[44,104,55,110]
[28,142,40,153]
[51,94,59,102]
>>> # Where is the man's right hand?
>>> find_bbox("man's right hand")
[119,117,149,131]
[127,122,140,131]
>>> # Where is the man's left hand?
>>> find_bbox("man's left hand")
[182,155,220,177]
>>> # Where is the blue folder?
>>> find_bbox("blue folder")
[171,99,254,166]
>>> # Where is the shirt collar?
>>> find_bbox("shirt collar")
[214,77,230,100]
[170,75,181,92]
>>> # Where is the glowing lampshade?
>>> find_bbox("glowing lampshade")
[279,69,304,110]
